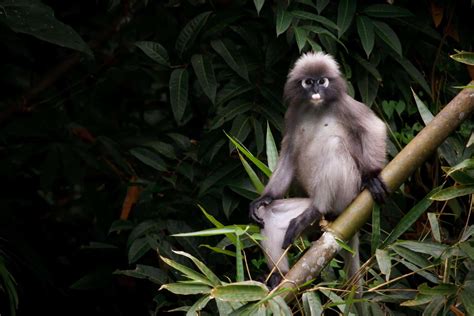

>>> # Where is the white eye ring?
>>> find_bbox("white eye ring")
[318,77,329,88]
[301,78,314,89]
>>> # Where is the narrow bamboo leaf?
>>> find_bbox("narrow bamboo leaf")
[373,21,402,56]
[253,0,265,15]
[445,158,474,176]
[356,16,375,58]
[115,264,167,285]
[200,245,236,257]
[353,54,381,81]
[337,0,356,38]
[211,39,249,81]
[0,0,92,56]
[398,260,439,283]
[411,88,433,124]
[396,241,448,258]
[427,213,441,242]
[160,256,213,286]
[266,122,278,172]
[303,25,348,53]
[191,54,217,104]
[363,4,413,18]
[211,281,269,302]
[461,225,474,242]
[293,27,308,52]
[197,204,225,228]
[210,101,253,130]
[430,185,474,201]
[394,59,431,96]
[130,147,167,172]
[276,5,293,37]
[238,153,264,193]
[128,237,150,263]
[235,234,244,282]
[419,283,457,296]
[175,11,212,57]
[186,295,212,316]
[382,186,442,246]
[371,204,381,254]
[450,51,474,65]
[173,250,221,286]
[391,245,431,268]
[291,11,339,31]
[376,249,392,281]
[160,282,211,295]
[401,294,434,307]
[226,132,272,177]
[272,296,292,315]
[460,280,474,316]
[173,227,241,237]
[169,68,189,123]
[135,41,169,66]
[320,289,355,315]
[302,292,324,316]
[316,0,330,14]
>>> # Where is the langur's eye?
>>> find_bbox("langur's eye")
[301,78,314,88]
[318,77,329,88]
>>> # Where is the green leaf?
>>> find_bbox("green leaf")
[265,122,278,172]
[430,185,474,201]
[316,0,330,14]
[276,5,292,37]
[186,295,212,316]
[160,282,212,295]
[226,132,272,177]
[200,245,236,257]
[253,0,265,15]
[128,237,151,264]
[235,234,244,282]
[115,264,167,285]
[130,147,167,172]
[238,153,264,193]
[211,39,249,81]
[373,21,402,56]
[175,11,212,57]
[302,292,324,316]
[396,241,448,258]
[173,227,242,237]
[291,11,339,31]
[211,281,269,302]
[337,0,356,38]
[294,27,308,52]
[375,249,392,281]
[450,51,474,65]
[356,16,375,58]
[393,59,430,96]
[427,213,441,242]
[172,250,221,286]
[160,256,213,286]
[382,186,442,246]
[357,70,379,106]
[198,163,238,196]
[303,25,348,53]
[353,54,381,81]
[169,68,189,123]
[191,54,217,104]
[210,101,253,130]
[445,158,474,177]
[461,280,474,316]
[135,41,169,66]
[0,0,92,56]
[418,283,457,296]
[363,4,413,18]
[371,204,381,254]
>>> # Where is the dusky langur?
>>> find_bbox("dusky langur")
[250,52,387,288]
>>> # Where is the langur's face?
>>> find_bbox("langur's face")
[284,52,346,108]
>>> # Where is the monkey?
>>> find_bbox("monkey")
[250,52,387,288]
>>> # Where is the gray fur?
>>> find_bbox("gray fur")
[251,52,387,289]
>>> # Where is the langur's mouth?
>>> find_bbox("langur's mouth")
[310,93,323,104]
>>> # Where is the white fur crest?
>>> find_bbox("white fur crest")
[289,52,341,79]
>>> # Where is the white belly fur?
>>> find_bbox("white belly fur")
[295,116,360,214]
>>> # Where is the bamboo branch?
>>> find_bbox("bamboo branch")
[277,82,474,299]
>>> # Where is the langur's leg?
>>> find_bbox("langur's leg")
[282,206,322,249]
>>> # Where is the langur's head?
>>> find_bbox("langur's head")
[284,52,346,107]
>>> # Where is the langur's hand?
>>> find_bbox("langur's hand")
[363,174,389,203]
[249,195,274,227]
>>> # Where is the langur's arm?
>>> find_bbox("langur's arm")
[249,136,295,226]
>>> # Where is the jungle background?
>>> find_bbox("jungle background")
[0,0,473,315]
